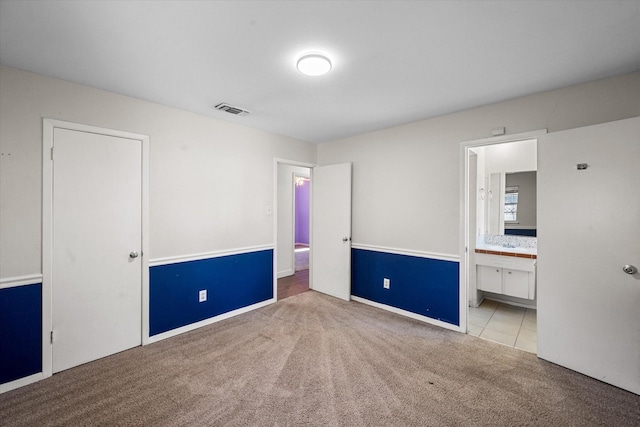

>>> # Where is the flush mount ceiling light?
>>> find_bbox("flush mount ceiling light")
[296,53,332,76]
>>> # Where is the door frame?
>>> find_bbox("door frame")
[273,159,315,300]
[42,119,150,379]
[459,129,546,335]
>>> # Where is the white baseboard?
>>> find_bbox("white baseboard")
[147,298,276,344]
[0,372,44,394]
[277,269,294,279]
[483,295,537,309]
[351,296,463,333]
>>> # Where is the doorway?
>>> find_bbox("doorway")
[276,162,312,300]
[275,160,353,302]
[461,131,543,353]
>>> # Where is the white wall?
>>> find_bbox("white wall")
[0,66,316,279]
[317,71,640,256]
[482,138,537,174]
[277,164,311,277]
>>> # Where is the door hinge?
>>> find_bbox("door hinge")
[50,147,54,161]
[50,330,54,344]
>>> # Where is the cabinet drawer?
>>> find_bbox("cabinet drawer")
[475,253,535,272]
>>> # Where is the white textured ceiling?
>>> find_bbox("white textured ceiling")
[1,1,639,143]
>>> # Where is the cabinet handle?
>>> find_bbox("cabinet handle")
[496,269,500,272]
[508,271,512,274]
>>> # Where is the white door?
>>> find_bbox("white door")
[52,128,142,373]
[537,116,640,394]
[311,163,352,301]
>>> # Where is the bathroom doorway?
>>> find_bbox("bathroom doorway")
[461,131,544,353]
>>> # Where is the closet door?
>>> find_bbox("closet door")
[52,127,142,373]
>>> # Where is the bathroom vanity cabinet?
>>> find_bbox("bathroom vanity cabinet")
[475,253,536,300]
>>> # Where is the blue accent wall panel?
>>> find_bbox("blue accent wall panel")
[352,249,459,326]
[150,250,273,336]
[0,283,42,384]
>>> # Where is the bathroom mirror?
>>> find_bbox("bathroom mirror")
[486,171,536,237]
[472,138,537,239]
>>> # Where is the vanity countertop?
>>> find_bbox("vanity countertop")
[475,244,537,259]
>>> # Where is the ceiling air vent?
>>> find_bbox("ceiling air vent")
[214,103,251,116]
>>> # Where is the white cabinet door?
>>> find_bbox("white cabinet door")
[538,117,640,394]
[503,269,529,299]
[477,266,502,293]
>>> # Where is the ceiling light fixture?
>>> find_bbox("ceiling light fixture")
[297,54,332,76]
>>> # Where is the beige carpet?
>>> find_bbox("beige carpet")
[1,291,638,426]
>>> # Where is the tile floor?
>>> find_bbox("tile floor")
[468,299,537,353]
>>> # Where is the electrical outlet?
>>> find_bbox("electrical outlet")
[199,289,207,302]
[383,278,390,289]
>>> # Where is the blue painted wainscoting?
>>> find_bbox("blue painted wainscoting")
[351,249,459,326]
[149,249,273,336]
[0,283,42,384]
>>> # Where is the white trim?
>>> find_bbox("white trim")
[0,274,43,290]
[277,269,294,279]
[148,244,275,267]
[42,118,150,379]
[0,372,44,394]
[459,129,547,339]
[351,296,463,333]
[351,243,459,262]
[273,158,316,168]
[290,172,297,274]
[141,127,150,346]
[459,129,546,148]
[147,298,275,343]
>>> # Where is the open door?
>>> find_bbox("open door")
[537,116,640,394]
[312,163,352,301]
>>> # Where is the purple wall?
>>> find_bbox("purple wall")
[295,178,310,245]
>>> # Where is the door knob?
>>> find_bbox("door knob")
[623,264,637,275]
[129,251,139,259]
